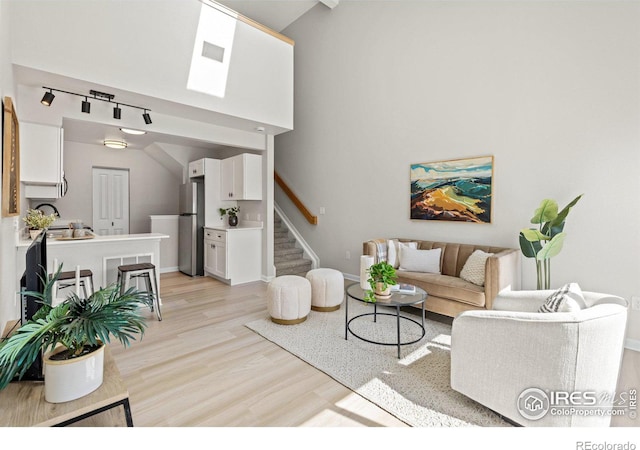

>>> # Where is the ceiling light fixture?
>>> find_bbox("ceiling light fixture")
[41,89,55,106]
[40,86,152,125]
[120,128,146,135]
[81,97,91,114]
[104,139,128,149]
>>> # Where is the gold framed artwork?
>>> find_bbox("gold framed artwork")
[2,96,20,217]
[410,155,493,224]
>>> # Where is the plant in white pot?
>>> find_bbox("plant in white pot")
[23,209,57,239]
[0,265,152,403]
[365,261,398,302]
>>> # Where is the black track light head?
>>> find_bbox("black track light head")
[143,111,152,124]
[81,97,91,114]
[41,90,55,106]
[113,105,122,120]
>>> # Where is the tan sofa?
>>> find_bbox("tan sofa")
[363,238,521,318]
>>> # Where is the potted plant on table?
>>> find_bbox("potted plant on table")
[219,206,240,227]
[0,264,152,403]
[365,261,398,302]
[23,209,57,239]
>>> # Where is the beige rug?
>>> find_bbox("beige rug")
[245,301,510,427]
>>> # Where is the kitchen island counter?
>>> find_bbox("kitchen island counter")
[16,233,169,302]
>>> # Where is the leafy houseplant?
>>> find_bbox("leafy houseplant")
[519,194,582,290]
[0,264,152,400]
[23,209,57,239]
[365,261,398,302]
[219,206,240,227]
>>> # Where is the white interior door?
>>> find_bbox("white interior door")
[92,167,130,235]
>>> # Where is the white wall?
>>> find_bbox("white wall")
[9,0,293,132]
[50,141,181,233]
[0,0,19,333]
[276,2,640,339]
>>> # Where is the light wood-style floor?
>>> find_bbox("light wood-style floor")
[78,271,639,427]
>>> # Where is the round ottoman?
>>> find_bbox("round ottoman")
[267,275,311,325]
[306,268,344,312]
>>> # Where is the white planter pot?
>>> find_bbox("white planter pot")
[44,344,105,403]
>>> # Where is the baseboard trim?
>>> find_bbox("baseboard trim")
[343,272,359,282]
[625,338,640,352]
[160,266,178,274]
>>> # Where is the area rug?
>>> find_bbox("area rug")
[245,301,511,427]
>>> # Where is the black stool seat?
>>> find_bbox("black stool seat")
[118,263,155,272]
[53,268,94,298]
[117,263,162,321]
[57,269,94,281]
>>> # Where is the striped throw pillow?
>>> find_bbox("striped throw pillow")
[538,283,584,313]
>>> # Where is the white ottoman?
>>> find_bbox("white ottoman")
[267,275,312,325]
[306,268,344,312]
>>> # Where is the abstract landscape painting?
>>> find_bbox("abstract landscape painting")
[410,156,493,223]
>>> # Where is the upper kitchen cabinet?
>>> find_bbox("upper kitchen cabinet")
[188,159,206,178]
[220,154,262,201]
[20,122,66,199]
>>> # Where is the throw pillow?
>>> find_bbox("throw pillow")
[460,250,494,286]
[538,283,584,313]
[387,240,418,269]
[398,247,441,273]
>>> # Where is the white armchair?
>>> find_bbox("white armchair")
[450,288,628,426]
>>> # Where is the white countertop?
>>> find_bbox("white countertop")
[205,220,263,231]
[17,232,169,248]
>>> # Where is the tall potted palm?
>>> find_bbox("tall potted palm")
[0,265,152,402]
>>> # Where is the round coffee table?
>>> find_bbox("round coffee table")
[345,283,428,358]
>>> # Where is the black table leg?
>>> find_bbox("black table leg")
[396,305,401,358]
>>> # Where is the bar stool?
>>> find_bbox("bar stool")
[117,263,162,321]
[54,269,95,299]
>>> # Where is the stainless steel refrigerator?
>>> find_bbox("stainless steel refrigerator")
[178,181,205,276]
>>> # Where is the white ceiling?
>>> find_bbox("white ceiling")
[32,1,333,151]
[217,1,320,31]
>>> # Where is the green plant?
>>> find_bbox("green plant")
[23,209,57,230]
[365,261,398,302]
[0,264,152,390]
[519,194,582,290]
[219,206,239,218]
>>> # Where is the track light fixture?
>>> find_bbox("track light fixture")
[41,89,55,106]
[81,97,91,114]
[40,86,152,125]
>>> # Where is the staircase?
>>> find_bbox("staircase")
[274,214,312,277]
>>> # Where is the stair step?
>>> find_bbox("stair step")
[274,230,289,239]
[275,246,303,256]
[275,236,296,245]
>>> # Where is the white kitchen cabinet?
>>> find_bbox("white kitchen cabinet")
[188,159,205,178]
[204,228,227,279]
[204,227,261,285]
[220,153,262,200]
[20,122,66,199]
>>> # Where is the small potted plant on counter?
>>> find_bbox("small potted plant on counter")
[365,261,398,302]
[23,208,58,239]
[0,264,152,403]
[219,206,240,227]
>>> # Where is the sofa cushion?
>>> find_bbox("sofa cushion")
[538,283,584,313]
[397,271,486,307]
[460,249,494,286]
[398,247,442,273]
[387,239,418,269]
